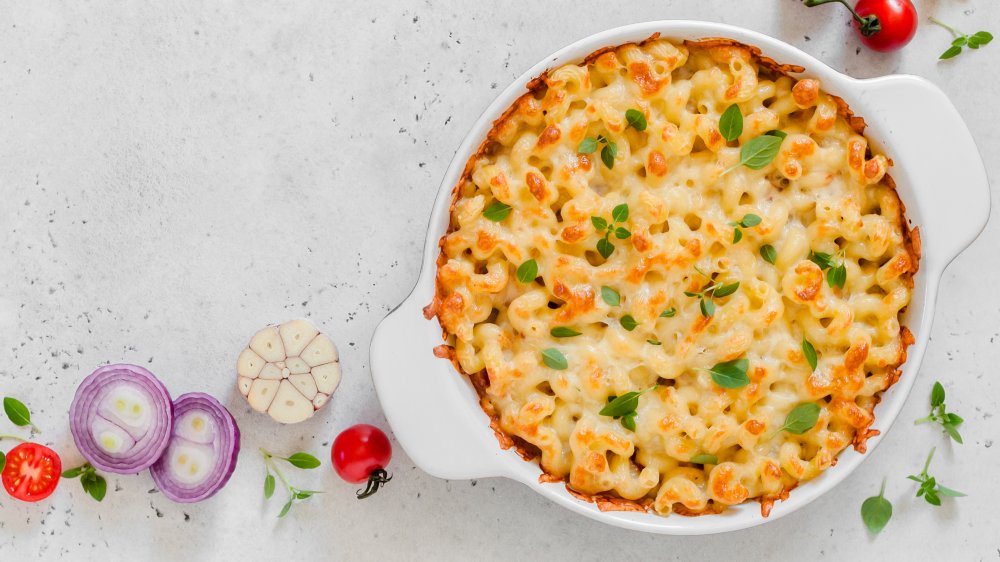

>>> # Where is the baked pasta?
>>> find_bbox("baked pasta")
[425,35,919,517]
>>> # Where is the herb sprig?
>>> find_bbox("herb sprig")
[773,403,821,435]
[809,250,847,289]
[719,104,743,142]
[721,130,786,175]
[759,244,777,264]
[684,267,739,317]
[914,381,964,444]
[591,204,631,259]
[3,396,39,433]
[62,463,107,502]
[600,386,656,431]
[578,109,647,170]
[483,201,512,222]
[706,357,749,389]
[860,478,892,534]
[260,449,323,518]
[930,17,993,60]
[907,447,965,506]
[541,348,568,370]
[729,213,761,243]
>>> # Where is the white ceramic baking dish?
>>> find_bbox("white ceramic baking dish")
[370,20,990,534]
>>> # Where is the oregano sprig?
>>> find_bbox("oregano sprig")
[684,267,739,317]
[914,381,964,444]
[62,463,107,502]
[260,448,323,518]
[600,385,656,431]
[809,250,847,289]
[729,213,762,243]
[591,204,631,259]
[578,109,648,170]
[907,447,965,506]
[930,17,993,60]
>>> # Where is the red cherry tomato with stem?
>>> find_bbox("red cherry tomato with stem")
[2,442,62,502]
[804,0,917,52]
[331,424,392,499]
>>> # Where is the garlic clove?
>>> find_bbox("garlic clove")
[249,326,286,363]
[258,363,283,380]
[311,362,342,395]
[301,334,338,367]
[237,348,266,379]
[312,393,329,409]
[288,373,318,400]
[267,380,314,424]
[285,356,311,375]
[247,379,279,412]
[237,376,253,396]
[279,320,319,358]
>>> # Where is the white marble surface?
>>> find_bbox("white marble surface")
[1,1,998,560]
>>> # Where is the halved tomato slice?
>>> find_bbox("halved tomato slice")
[2,442,62,502]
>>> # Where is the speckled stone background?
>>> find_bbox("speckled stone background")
[1,1,998,560]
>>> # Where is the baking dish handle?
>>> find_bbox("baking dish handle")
[855,74,990,270]
[370,296,513,481]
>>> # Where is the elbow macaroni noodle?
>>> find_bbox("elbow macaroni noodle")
[426,37,919,516]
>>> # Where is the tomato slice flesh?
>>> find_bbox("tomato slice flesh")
[2,443,62,502]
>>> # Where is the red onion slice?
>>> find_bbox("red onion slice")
[150,393,240,503]
[69,364,173,474]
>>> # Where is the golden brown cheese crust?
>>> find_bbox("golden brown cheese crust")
[425,35,919,517]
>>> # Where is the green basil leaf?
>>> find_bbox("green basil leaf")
[541,348,568,370]
[690,453,718,465]
[647,339,661,346]
[591,216,608,231]
[612,203,629,223]
[930,381,945,408]
[578,137,599,154]
[719,104,743,142]
[973,30,993,44]
[937,485,966,497]
[740,214,762,227]
[700,297,715,317]
[708,358,749,389]
[596,237,615,259]
[601,142,617,169]
[802,338,818,371]
[614,227,631,240]
[621,413,637,431]
[779,403,821,434]
[264,473,276,499]
[739,134,784,170]
[550,326,582,338]
[3,397,32,428]
[62,466,87,479]
[940,45,963,59]
[516,259,538,284]
[285,452,322,470]
[483,201,512,222]
[659,308,676,318]
[732,227,742,244]
[600,391,643,417]
[808,250,835,270]
[601,286,620,306]
[760,244,777,264]
[861,494,892,534]
[765,129,787,140]
[711,282,740,298]
[277,499,294,518]
[625,109,647,132]
[620,315,639,331]
[87,474,107,502]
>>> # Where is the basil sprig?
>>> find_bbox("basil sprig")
[62,463,107,502]
[591,203,631,259]
[809,250,847,289]
[684,267,739,317]
[707,358,749,389]
[3,396,38,433]
[729,213,761,243]
[516,259,538,284]
[775,403,821,435]
[578,109,648,170]
[722,130,786,175]
[599,386,656,431]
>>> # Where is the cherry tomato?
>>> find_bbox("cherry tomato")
[2,442,62,502]
[331,424,392,499]
[853,0,917,52]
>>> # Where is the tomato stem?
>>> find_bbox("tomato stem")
[0,434,28,443]
[356,468,392,499]
[802,0,882,37]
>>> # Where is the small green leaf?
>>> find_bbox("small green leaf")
[861,492,892,534]
[700,297,715,317]
[719,104,743,142]
[646,339,661,346]
[940,45,963,59]
[284,452,322,470]
[541,348,568,370]
[924,491,942,506]
[599,388,653,418]
[732,227,742,244]
[591,216,608,231]
[550,326,582,338]
[739,134,783,170]
[778,403,821,435]
[612,203,629,223]
[943,424,963,444]
[760,244,777,264]
[620,315,639,331]
[827,263,847,289]
[86,474,107,502]
[277,499,293,518]
[516,259,538,284]
[294,490,316,500]
[596,237,615,259]
[808,251,835,270]
[614,227,631,240]
[659,308,676,318]
[944,412,963,425]
[707,358,749,389]
[62,465,88,479]
[690,453,718,465]
[937,485,966,497]
[0,450,5,472]
[711,282,740,298]
[483,201,512,222]
[765,129,788,140]
[601,142,617,169]
[625,109,647,132]
[578,137,599,154]
[621,413,637,431]
[802,338,818,371]
[264,473,276,499]
[601,286,621,306]
[740,214,762,227]
[930,382,945,408]
[3,397,32,428]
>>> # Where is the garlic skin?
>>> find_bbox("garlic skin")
[236,319,342,424]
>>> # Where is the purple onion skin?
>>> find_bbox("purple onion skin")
[150,392,240,503]
[69,364,174,474]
